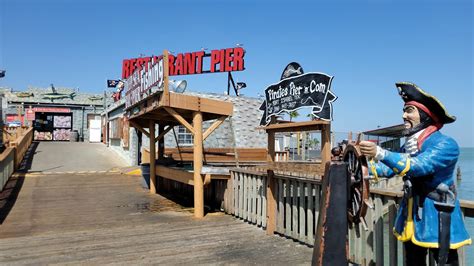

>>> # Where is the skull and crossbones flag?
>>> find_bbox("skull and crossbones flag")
[107,79,121,88]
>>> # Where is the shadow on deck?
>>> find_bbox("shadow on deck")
[0,141,39,225]
[0,172,312,264]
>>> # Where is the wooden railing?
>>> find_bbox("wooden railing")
[225,169,268,228]
[3,126,30,146]
[224,168,473,266]
[9,127,34,168]
[0,148,15,191]
[275,151,290,162]
[0,127,34,191]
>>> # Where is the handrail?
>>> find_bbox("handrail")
[0,127,34,191]
[10,127,34,168]
[0,148,15,190]
[224,168,473,265]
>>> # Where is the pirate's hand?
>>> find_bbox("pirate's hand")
[359,141,378,158]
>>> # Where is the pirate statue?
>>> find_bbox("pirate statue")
[359,82,471,266]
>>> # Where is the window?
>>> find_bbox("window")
[109,118,123,139]
[177,125,193,145]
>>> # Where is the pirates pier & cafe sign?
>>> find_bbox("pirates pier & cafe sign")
[123,47,245,110]
[260,62,338,125]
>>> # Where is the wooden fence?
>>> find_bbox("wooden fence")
[3,126,30,146]
[0,127,34,191]
[0,148,15,191]
[9,127,34,168]
[224,168,473,266]
[275,151,290,162]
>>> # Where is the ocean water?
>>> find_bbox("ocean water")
[457,148,474,200]
[457,148,474,262]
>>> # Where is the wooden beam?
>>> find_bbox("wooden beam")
[129,120,150,138]
[154,166,227,186]
[158,124,166,160]
[199,97,233,116]
[149,120,157,194]
[156,165,194,185]
[260,120,329,133]
[203,115,227,140]
[168,93,233,116]
[163,50,170,106]
[193,111,204,218]
[321,123,331,168]
[203,173,212,186]
[155,125,172,143]
[129,107,170,121]
[266,130,277,235]
[164,107,195,135]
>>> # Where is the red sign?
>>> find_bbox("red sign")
[122,47,245,79]
[26,109,35,120]
[33,107,71,113]
[6,114,24,123]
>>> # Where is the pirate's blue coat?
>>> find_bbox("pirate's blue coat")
[368,131,471,248]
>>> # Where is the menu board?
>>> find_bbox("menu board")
[53,129,71,141]
[54,116,72,128]
[34,131,53,141]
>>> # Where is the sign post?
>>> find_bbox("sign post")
[260,62,338,237]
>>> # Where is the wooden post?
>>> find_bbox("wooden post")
[312,162,349,265]
[162,50,170,106]
[266,130,276,235]
[321,124,331,168]
[158,124,165,160]
[388,200,398,266]
[149,120,157,194]
[374,195,384,265]
[193,111,204,218]
[17,106,22,126]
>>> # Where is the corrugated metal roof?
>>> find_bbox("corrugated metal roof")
[364,124,405,138]
[1,86,105,106]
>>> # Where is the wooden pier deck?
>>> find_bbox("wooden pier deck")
[0,172,312,264]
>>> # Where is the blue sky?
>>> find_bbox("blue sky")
[1,0,473,146]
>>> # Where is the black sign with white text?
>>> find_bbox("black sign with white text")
[260,71,337,125]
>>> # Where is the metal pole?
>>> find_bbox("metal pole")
[0,71,5,151]
[0,93,4,152]
[81,106,85,141]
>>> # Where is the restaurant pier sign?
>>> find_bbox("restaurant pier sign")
[260,62,337,125]
[124,47,245,109]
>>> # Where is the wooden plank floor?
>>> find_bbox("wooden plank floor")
[0,172,312,264]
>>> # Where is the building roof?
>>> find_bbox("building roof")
[1,86,105,106]
[363,124,405,138]
[104,97,126,113]
[182,91,267,148]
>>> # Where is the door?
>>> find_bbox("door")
[89,119,101,142]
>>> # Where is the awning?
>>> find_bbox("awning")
[363,124,405,138]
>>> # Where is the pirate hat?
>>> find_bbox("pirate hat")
[396,82,456,124]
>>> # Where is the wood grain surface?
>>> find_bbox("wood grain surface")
[0,172,312,264]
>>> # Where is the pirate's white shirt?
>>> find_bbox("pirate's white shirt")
[375,129,425,160]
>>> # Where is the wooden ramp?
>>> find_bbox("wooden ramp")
[0,172,312,264]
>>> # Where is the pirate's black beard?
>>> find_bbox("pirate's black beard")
[402,108,434,137]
